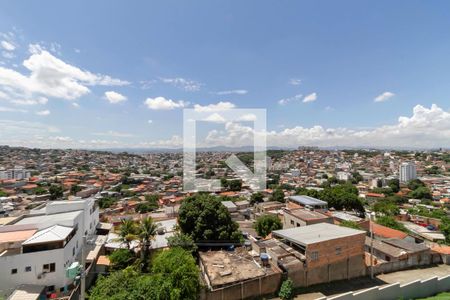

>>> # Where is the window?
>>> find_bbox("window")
[310,251,319,261]
[290,220,294,225]
[296,223,300,227]
[73,247,75,256]
[335,247,342,255]
[25,266,32,272]
[11,268,17,274]
[43,263,56,273]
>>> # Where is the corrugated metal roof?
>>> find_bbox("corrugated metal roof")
[273,223,365,245]
[289,195,327,206]
[22,225,73,245]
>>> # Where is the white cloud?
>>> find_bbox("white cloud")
[2,51,14,59]
[72,102,80,108]
[289,78,302,85]
[104,91,127,104]
[200,104,450,149]
[374,91,395,103]
[160,77,202,91]
[0,106,27,113]
[36,110,50,116]
[215,89,248,95]
[147,120,153,124]
[144,96,186,110]
[203,113,227,123]
[10,97,48,106]
[0,45,129,105]
[92,130,135,138]
[1,40,15,51]
[139,135,183,148]
[239,113,257,121]
[278,94,302,105]
[193,101,236,112]
[303,92,317,103]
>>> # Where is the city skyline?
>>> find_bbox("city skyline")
[1,1,450,149]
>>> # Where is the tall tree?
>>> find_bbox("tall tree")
[254,215,282,237]
[178,194,242,243]
[117,219,137,250]
[137,217,158,272]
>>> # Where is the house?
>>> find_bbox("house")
[198,249,282,300]
[270,223,366,286]
[287,195,328,211]
[0,198,100,298]
[283,208,332,228]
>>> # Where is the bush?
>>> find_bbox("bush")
[278,278,294,300]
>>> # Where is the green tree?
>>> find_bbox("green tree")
[228,179,242,191]
[150,248,200,300]
[98,196,117,209]
[271,187,285,203]
[278,278,294,300]
[33,186,47,195]
[49,184,63,200]
[373,200,400,216]
[109,249,135,271]
[376,216,408,232]
[167,232,197,252]
[117,219,138,250]
[137,217,158,272]
[250,192,264,205]
[0,189,8,197]
[254,215,282,237]
[178,194,242,242]
[70,184,82,195]
[407,179,426,191]
[440,218,450,245]
[339,220,362,230]
[409,186,432,200]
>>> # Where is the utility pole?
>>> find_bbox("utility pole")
[80,235,86,300]
[370,213,374,279]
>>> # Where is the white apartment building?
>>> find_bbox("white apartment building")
[0,166,31,180]
[400,161,417,183]
[0,198,99,298]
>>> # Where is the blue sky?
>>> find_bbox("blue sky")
[1,1,450,149]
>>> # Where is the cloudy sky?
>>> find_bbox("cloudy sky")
[0,1,450,149]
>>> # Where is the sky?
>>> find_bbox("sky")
[0,1,450,149]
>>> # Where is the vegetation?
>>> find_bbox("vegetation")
[98,196,118,209]
[109,249,135,271]
[376,216,408,233]
[178,194,242,243]
[49,184,64,200]
[271,187,285,202]
[278,278,294,300]
[339,220,362,230]
[250,191,264,205]
[296,183,365,212]
[89,248,200,300]
[0,189,8,197]
[116,219,138,249]
[138,217,159,272]
[254,215,282,237]
[167,232,198,252]
[417,292,450,299]
[373,199,400,216]
[70,184,82,195]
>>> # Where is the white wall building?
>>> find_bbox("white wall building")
[0,167,31,180]
[0,198,99,297]
[400,161,417,183]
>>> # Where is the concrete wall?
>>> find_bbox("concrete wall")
[325,275,450,300]
[200,269,282,300]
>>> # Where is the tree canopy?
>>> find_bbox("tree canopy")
[89,248,200,300]
[178,194,242,242]
[254,215,282,237]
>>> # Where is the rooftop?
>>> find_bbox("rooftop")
[285,208,330,221]
[273,223,365,246]
[288,195,327,207]
[22,225,73,245]
[14,210,81,228]
[199,249,269,288]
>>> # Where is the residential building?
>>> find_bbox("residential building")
[283,208,332,228]
[0,198,99,298]
[400,161,417,183]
